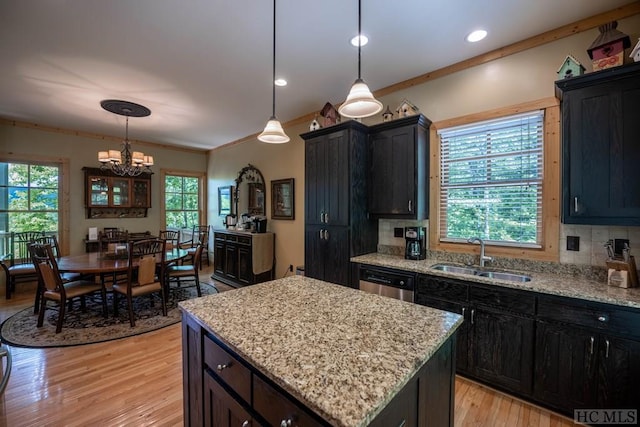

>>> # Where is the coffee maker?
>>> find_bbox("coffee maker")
[405,226,426,260]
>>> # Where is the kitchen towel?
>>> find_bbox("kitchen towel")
[252,233,274,275]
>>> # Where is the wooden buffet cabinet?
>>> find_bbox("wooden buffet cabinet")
[212,229,274,287]
[82,167,151,218]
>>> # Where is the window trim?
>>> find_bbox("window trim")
[0,152,70,255]
[160,168,207,232]
[429,97,560,262]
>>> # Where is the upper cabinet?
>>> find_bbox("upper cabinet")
[557,62,640,225]
[368,114,431,219]
[83,167,151,218]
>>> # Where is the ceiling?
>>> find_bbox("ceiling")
[0,0,634,151]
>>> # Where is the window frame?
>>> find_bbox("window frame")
[0,152,70,255]
[160,168,207,235]
[430,98,560,262]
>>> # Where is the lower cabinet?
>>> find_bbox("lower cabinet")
[416,274,534,395]
[304,225,350,286]
[204,375,253,427]
[416,273,640,418]
[212,230,274,287]
[534,295,640,412]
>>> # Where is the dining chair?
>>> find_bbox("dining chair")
[1,231,44,299]
[166,244,203,297]
[158,230,180,250]
[30,243,107,334]
[99,229,129,286]
[180,225,209,268]
[113,239,167,327]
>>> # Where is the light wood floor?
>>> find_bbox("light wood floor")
[0,266,575,426]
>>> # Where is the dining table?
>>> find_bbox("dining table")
[36,248,189,313]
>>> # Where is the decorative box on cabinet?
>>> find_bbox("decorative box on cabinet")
[211,229,274,288]
[368,114,431,219]
[82,167,151,219]
[301,121,377,287]
[556,61,640,225]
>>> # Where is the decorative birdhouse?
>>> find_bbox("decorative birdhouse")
[382,105,394,122]
[587,21,631,71]
[309,116,321,131]
[630,38,640,63]
[395,99,419,118]
[556,55,585,79]
[320,102,340,127]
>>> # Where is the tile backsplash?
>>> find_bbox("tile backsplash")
[379,219,640,269]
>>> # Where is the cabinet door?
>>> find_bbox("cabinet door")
[562,71,640,224]
[132,179,150,207]
[111,178,130,206]
[304,225,324,281]
[224,244,238,280]
[237,245,252,285]
[597,335,640,408]
[471,307,534,394]
[305,136,327,225]
[369,126,415,216]
[88,176,109,206]
[533,321,597,410]
[416,295,470,373]
[214,238,226,276]
[321,226,350,286]
[204,374,253,427]
[324,130,349,226]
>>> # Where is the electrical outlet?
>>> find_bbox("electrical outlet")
[288,264,293,272]
[394,227,404,238]
[567,236,580,251]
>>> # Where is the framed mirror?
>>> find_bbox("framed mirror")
[218,186,233,216]
[234,164,266,218]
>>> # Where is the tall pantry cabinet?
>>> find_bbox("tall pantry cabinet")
[301,121,377,287]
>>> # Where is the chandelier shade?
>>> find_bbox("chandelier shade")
[98,100,153,176]
[338,0,382,119]
[258,0,289,144]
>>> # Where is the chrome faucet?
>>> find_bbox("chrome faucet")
[467,237,493,267]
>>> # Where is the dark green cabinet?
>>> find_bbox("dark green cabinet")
[557,61,640,225]
[368,115,430,219]
[301,122,377,287]
[416,274,534,395]
[534,295,640,413]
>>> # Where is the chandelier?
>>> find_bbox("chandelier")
[98,99,153,176]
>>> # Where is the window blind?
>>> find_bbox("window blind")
[437,110,544,246]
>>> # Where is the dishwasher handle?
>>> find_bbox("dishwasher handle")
[362,274,393,285]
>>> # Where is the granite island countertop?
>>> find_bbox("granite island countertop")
[179,275,462,427]
[351,253,640,310]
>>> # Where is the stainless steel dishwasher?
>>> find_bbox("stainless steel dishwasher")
[359,265,415,302]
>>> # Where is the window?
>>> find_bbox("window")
[0,161,60,233]
[163,172,203,230]
[437,111,544,247]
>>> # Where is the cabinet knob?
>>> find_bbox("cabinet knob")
[408,200,412,212]
[597,315,607,323]
[242,421,250,427]
[216,363,229,371]
[574,197,578,213]
[589,336,595,355]
[280,419,292,427]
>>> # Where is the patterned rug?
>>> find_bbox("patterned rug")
[0,282,218,348]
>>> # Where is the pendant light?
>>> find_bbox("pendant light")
[258,0,289,143]
[338,0,382,119]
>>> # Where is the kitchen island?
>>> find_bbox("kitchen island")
[179,275,462,427]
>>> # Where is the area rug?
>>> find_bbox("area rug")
[0,282,218,348]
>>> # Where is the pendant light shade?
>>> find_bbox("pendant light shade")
[258,0,289,144]
[338,0,382,119]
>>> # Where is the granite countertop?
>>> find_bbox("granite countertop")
[351,253,640,310]
[179,275,462,427]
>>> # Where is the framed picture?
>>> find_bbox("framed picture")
[271,178,294,220]
[218,186,233,216]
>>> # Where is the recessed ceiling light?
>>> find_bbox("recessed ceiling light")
[274,78,287,87]
[350,34,368,47]
[466,29,487,43]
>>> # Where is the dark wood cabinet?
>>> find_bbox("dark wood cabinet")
[557,61,640,225]
[211,230,274,287]
[416,274,534,395]
[534,294,640,413]
[82,167,151,218]
[204,374,253,427]
[368,115,430,219]
[301,122,377,287]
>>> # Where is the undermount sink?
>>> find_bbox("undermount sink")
[430,264,478,276]
[430,264,532,283]
[475,271,531,282]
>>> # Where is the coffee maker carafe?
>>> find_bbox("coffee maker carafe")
[405,226,426,260]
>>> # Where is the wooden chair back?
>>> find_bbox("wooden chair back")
[158,230,180,250]
[7,231,45,266]
[33,234,62,258]
[128,239,166,288]
[29,243,63,294]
